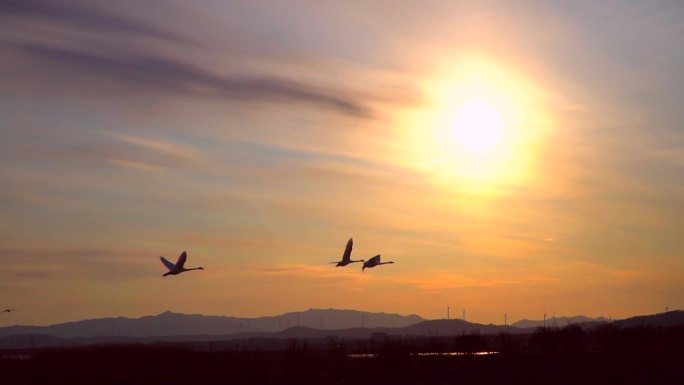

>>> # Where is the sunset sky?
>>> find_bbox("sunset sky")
[2,0,683,326]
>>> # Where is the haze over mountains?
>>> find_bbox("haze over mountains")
[1,309,682,350]
[0,309,423,339]
[511,316,610,328]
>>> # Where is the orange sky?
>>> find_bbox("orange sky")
[1,0,683,326]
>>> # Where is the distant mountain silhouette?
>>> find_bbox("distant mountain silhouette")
[214,319,532,340]
[0,309,423,339]
[0,320,529,349]
[612,310,684,328]
[511,311,684,329]
[0,318,536,349]
[2,310,681,349]
[511,315,609,328]
[399,319,528,335]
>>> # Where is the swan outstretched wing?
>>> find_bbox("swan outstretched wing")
[367,255,380,265]
[175,251,187,269]
[342,238,353,262]
[160,256,176,271]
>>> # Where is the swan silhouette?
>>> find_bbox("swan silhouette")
[362,255,394,272]
[329,238,364,267]
[1,309,17,313]
[160,251,204,276]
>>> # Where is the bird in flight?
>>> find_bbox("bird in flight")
[1,309,17,313]
[362,255,394,272]
[329,238,364,267]
[160,251,204,276]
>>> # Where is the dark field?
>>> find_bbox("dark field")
[2,325,683,385]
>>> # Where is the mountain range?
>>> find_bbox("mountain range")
[511,315,610,328]
[1,309,682,350]
[0,308,423,339]
[0,318,529,350]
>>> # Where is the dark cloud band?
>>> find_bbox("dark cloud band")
[0,0,185,42]
[7,42,372,117]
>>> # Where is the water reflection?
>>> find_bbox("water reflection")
[413,351,498,356]
[347,353,378,358]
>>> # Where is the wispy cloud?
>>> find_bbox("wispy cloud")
[107,133,205,172]
[387,269,557,292]
[108,159,166,172]
[5,42,373,117]
[0,246,155,282]
[0,0,187,42]
[5,131,205,172]
[248,263,557,293]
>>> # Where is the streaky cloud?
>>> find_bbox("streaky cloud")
[0,0,187,43]
[4,131,202,172]
[7,42,372,117]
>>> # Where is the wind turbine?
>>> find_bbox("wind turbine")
[329,238,364,267]
[160,251,204,276]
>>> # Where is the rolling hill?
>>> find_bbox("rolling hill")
[0,308,423,339]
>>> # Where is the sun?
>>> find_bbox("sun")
[450,98,504,155]
[393,54,552,191]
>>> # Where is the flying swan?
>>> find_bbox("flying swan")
[160,251,204,276]
[362,255,394,272]
[329,238,365,267]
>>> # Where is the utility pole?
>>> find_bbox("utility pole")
[447,306,450,320]
[504,313,507,326]
[463,309,466,321]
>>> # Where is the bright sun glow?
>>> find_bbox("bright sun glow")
[450,98,504,155]
[394,54,552,193]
